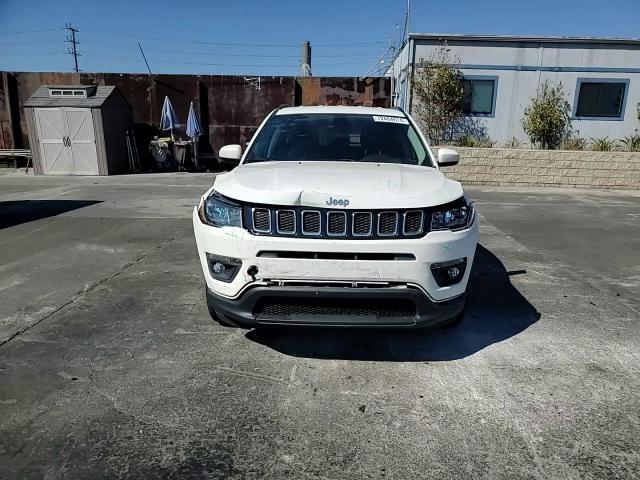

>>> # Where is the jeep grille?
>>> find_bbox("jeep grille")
[245,206,430,239]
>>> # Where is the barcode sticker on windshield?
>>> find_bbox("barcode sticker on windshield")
[372,115,409,125]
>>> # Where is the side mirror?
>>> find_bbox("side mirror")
[218,144,242,164]
[437,148,460,167]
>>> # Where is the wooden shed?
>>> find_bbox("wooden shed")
[24,85,133,175]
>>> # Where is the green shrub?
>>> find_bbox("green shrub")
[590,137,617,152]
[503,137,524,149]
[561,137,587,151]
[412,44,465,145]
[455,133,495,148]
[621,134,640,152]
[521,80,572,149]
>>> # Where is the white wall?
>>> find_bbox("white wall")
[395,38,640,145]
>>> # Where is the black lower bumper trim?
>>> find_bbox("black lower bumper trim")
[207,285,465,328]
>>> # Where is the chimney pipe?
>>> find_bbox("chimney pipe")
[300,41,312,77]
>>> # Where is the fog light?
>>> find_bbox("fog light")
[206,253,242,283]
[431,258,467,287]
[447,266,461,279]
[212,262,226,275]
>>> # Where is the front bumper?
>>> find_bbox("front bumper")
[194,205,478,326]
[207,285,466,328]
[193,207,478,300]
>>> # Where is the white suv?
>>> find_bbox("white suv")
[193,106,478,328]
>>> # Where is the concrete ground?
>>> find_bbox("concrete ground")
[0,171,638,479]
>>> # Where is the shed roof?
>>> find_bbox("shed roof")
[23,85,128,108]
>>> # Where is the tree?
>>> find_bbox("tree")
[411,44,465,145]
[521,80,572,149]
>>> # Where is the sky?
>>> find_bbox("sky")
[1,0,639,77]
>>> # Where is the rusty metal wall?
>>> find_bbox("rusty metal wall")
[0,72,22,150]
[295,77,390,107]
[0,73,10,149]
[1,72,390,153]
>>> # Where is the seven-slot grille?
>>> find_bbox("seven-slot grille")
[247,207,429,239]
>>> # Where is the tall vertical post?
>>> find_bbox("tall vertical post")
[299,41,312,77]
[403,0,410,46]
[65,23,80,73]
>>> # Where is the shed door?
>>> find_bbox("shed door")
[63,108,98,175]
[34,107,98,175]
[34,108,73,174]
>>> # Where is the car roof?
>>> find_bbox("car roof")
[275,105,405,117]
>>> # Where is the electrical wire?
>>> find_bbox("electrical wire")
[0,52,65,56]
[84,30,388,49]
[147,49,387,58]
[0,40,63,46]
[0,28,63,35]
[0,26,393,75]
[152,60,298,67]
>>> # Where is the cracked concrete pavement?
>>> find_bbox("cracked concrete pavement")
[0,172,639,479]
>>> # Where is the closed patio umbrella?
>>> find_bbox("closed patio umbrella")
[186,101,204,168]
[160,96,179,140]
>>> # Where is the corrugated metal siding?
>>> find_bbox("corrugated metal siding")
[0,73,11,149]
[296,77,390,107]
[3,71,391,154]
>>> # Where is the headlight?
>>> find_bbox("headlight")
[431,198,474,231]
[198,192,243,227]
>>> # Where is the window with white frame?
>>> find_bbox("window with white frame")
[575,80,627,118]
[462,78,496,115]
[48,88,88,98]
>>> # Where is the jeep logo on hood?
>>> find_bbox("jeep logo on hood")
[326,196,350,207]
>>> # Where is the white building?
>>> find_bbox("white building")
[389,34,640,145]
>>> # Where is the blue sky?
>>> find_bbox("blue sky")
[1,0,639,76]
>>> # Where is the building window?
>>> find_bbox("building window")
[575,80,627,118]
[462,78,496,115]
[48,88,88,98]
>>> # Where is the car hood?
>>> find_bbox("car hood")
[212,161,463,209]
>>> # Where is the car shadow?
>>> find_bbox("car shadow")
[245,244,541,361]
[0,200,102,229]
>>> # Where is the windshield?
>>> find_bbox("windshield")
[244,113,434,166]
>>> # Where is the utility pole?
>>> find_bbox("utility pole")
[65,23,80,73]
[402,0,410,46]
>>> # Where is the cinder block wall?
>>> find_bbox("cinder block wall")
[439,147,640,190]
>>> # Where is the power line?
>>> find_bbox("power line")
[313,42,387,47]
[0,52,65,56]
[83,29,387,49]
[0,25,390,75]
[142,48,297,58]
[153,60,298,67]
[0,28,62,35]
[65,23,80,73]
[82,30,299,48]
[83,46,387,59]
[0,40,61,46]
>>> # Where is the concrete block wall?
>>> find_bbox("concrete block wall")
[439,147,640,190]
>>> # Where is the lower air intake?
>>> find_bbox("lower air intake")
[256,298,416,323]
